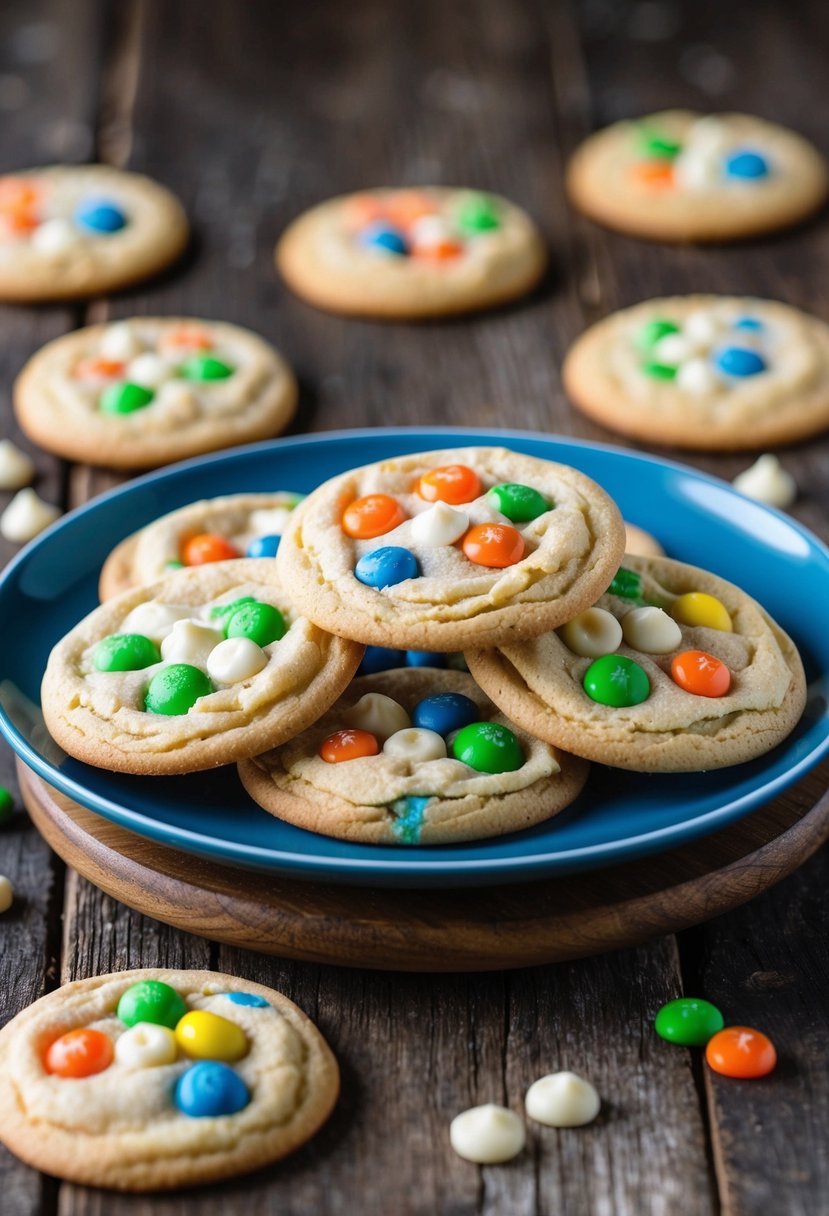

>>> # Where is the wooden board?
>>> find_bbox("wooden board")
[18,758,829,972]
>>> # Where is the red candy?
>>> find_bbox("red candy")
[462,523,525,568]
[417,465,481,505]
[342,494,407,539]
[705,1027,777,1078]
[670,650,731,698]
[45,1028,114,1078]
[181,533,241,566]
[320,728,380,763]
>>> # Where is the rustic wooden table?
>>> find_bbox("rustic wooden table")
[1,1,828,1213]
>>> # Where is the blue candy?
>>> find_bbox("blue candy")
[725,150,769,180]
[715,346,767,378]
[174,1061,249,1118]
[74,198,128,233]
[405,650,447,668]
[246,534,281,558]
[358,646,406,675]
[223,991,270,1008]
[355,546,419,589]
[359,222,408,256]
[412,692,479,736]
[733,316,764,332]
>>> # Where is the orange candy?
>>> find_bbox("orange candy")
[320,728,380,763]
[0,178,40,212]
[629,161,675,189]
[384,191,437,228]
[181,533,241,566]
[462,523,525,568]
[706,1027,777,1079]
[45,1028,114,1078]
[159,325,213,352]
[413,238,463,261]
[670,650,731,698]
[417,464,481,505]
[74,357,127,380]
[342,494,407,539]
[0,210,39,236]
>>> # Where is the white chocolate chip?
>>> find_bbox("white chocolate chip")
[673,149,721,190]
[733,454,797,509]
[559,607,622,658]
[688,116,731,154]
[0,440,34,490]
[206,636,268,683]
[450,1104,526,1164]
[115,1022,178,1069]
[249,506,294,535]
[0,488,60,542]
[525,1071,601,1128]
[411,501,469,547]
[0,874,13,913]
[652,333,692,364]
[30,217,81,254]
[99,322,143,361]
[161,619,224,667]
[343,692,411,741]
[410,214,452,245]
[127,353,171,389]
[383,727,447,762]
[121,602,193,642]
[676,357,719,396]
[683,310,726,347]
[622,606,682,653]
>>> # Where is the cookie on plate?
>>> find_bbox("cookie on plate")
[0,968,338,1190]
[276,187,546,318]
[239,668,588,845]
[275,446,626,651]
[15,317,298,469]
[566,112,828,242]
[99,491,304,600]
[42,559,363,775]
[563,296,829,450]
[0,165,188,300]
[467,555,806,772]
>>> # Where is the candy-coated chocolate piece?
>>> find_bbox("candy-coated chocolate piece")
[354,546,419,588]
[487,482,550,523]
[99,382,154,414]
[181,533,240,565]
[655,997,725,1046]
[74,198,128,232]
[209,595,256,621]
[144,664,213,715]
[342,493,407,539]
[92,632,161,672]
[671,650,731,697]
[320,728,380,763]
[165,558,184,570]
[359,222,408,256]
[223,991,270,1008]
[246,534,281,558]
[383,726,447,762]
[725,150,769,179]
[45,1028,114,1078]
[115,1022,178,1069]
[733,316,764,331]
[75,356,126,380]
[461,523,525,568]
[175,1010,248,1062]
[417,464,482,505]
[638,131,682,160]
[405,650,447,668]
[225,600,286,647]
[636,319,680,351]
[451,721,523,773]
[343,691,411,741]
[629,161,675,188]
[705,1027,777,1078]
[670,591,733,632]
[179,354,234,381]
[412,692,479,736]
[358,646,406,675]
[642,360,678,380]
[609,566,643,602]
[160,324,213,352]
[117,979,188,1029]
[414,237,463,261]
[583,655,650,707]
[715,346,767,377]
[455,192,501,233]
[0,874,12,913]
[621,606,682,654]
[559,607,623,659]
[0,786,13,829]
[175,1061,250,1117]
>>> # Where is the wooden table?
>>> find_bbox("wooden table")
[1,1,828,1212]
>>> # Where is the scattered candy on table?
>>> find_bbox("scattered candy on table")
[0,440,34,490]
[0,874,13,913]
[0,786,14,829]
[449,1104,526,1164]
[0,488,60,542]
[705,1027,777,1078]
[524,1071,601,1127]
[655,998,725,1046]
[733,454,797,509]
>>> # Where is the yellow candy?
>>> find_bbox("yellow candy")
[670,592,733,633]
[175,1010,248,1062]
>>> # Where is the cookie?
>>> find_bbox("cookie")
[15,317,298,469]
[467,555,806,772]
[624,522,664,558]
[41,559,363,775]
[238,667,588,845]
[563,296,829,450]
[566,111,828,242]
[99,491,304,600]
[276,187,546,318]
[275,446,626,651]
[0,968,338,1190]
[0,165,188,299]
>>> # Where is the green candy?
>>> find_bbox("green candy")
[583,655,650,707]
[210,596,256,620]
[144,664,213,715]
[455,192,501,234]
[165,559,184,571]
[638,130,682,160]
[636,319,680,351]
[0,787,14,829]
[609,567,642,601]
[655,997,725,1046]
[117,979,187,1029]
[225,601,286,647]
[99,382,155,414]
[92,633,161,672]
[487,483,551,523]
[179,354,234,381]
[452,722,523,774]
[642,360,678,381]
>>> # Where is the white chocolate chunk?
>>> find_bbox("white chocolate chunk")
[343,692,411,741]
[161,619,224,667]
[0,440,34,490]
[525,1071,601,1128]
[674,149,721,190]
[121,602,192,642]
[622,606,682,654]
[0,488,60,542]
[676,357,719,396]
[383,727,447,762]
[30,217,81,254]
[249,506,294,535]
[653,333,692,364]
[115,1022,178,1069]
[99,322,143,361]
[410,214,452,245]
[0,874,12,914]
[683,310,726,347]
[688,117,731,154]
[733,454,796,509]
[559,607,622,658]
[207,636,268,683]
[127,353,171,389]
[450,1104,526,1164]
[411,501,469,547]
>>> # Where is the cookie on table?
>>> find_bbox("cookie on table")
[466,555,806,773]
[99,491,304,600]
[275,446,626,651]
[239,668,588,845]
[0,968,338,1190]
[0,165,188,300]
[42,559,362,775]
[15,317,298,469]
[566,111,828,242]
[276,187,546,318]
[563,296,829,450]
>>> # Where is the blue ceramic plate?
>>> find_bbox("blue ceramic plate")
[2,428,828,889]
